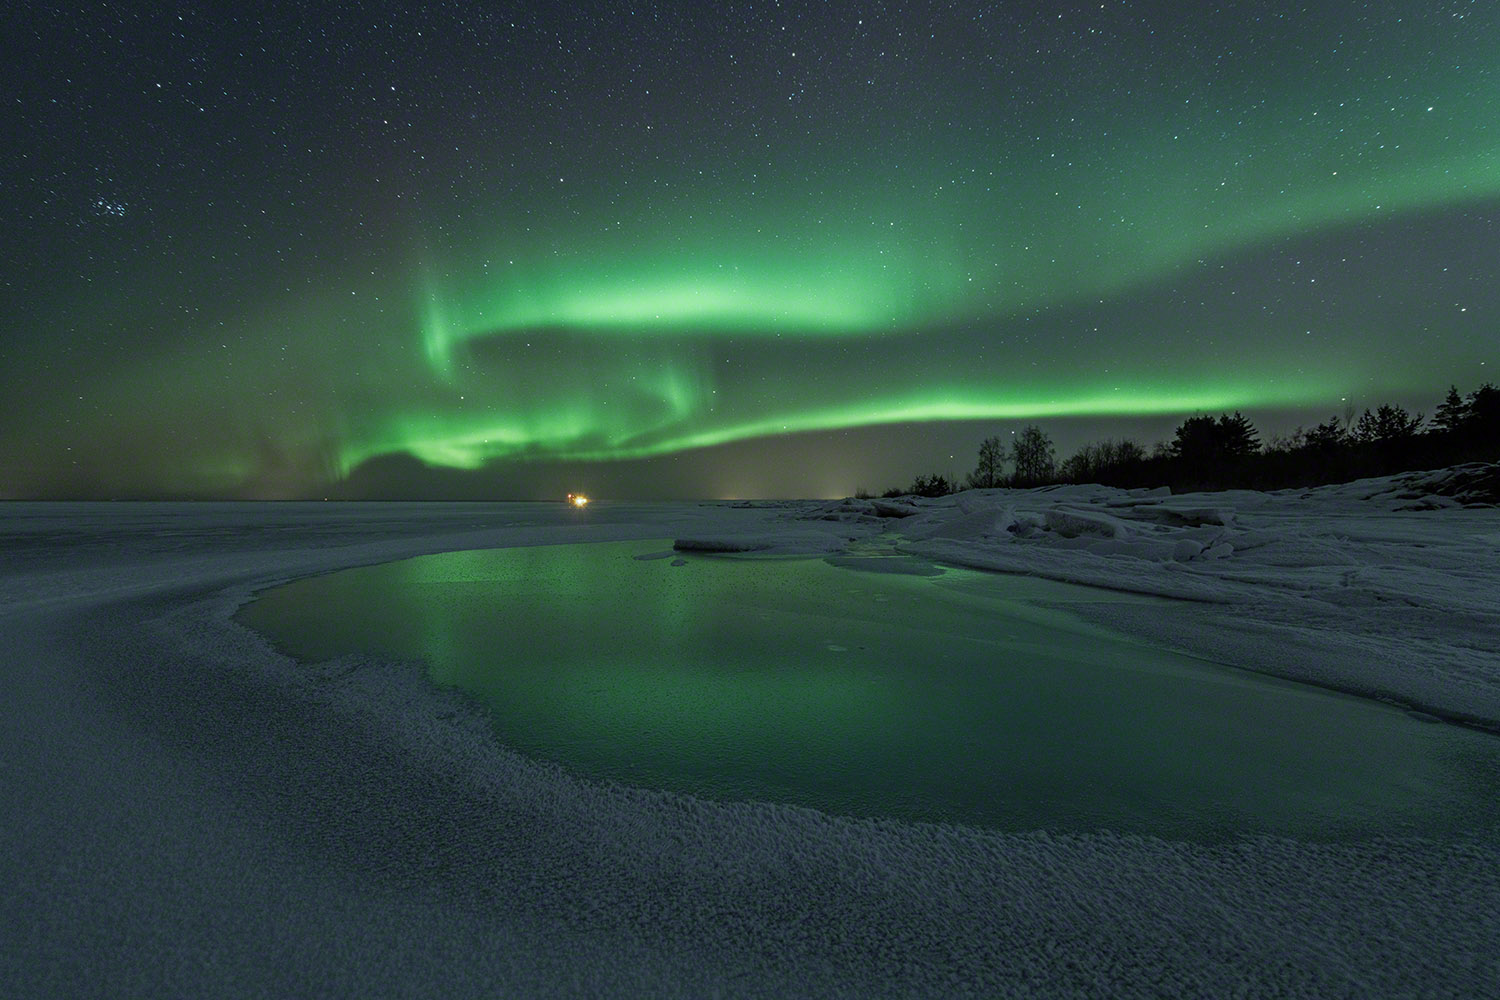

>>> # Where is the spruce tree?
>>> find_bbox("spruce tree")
[1216,412,1260,458]
[1432,385,1468,433]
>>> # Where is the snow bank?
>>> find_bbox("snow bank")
[797,465,1500,730]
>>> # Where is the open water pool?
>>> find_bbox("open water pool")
[237,539,1500,840]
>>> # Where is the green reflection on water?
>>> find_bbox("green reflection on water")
[240,540,1500,840]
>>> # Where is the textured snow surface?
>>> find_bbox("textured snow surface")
[2,493,1498,998]
[819,466,1500,730]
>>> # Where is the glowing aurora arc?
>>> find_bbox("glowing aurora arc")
[393,124,1500,476]
[339,376,1344,475]
[417,238,974,377]
[382,155,1500,476]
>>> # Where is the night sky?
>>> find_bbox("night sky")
[3,2,1495,499]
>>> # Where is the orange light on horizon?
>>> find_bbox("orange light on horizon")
[568,493,590,507]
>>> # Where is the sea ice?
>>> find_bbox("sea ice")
[2,482,1497,997]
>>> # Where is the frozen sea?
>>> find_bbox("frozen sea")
[2,478,1498,997]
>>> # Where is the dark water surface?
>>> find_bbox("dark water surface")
[239,540,1500,840]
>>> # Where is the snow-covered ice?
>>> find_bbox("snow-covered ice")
[2,477,1498,997]
[806,465,1500,731]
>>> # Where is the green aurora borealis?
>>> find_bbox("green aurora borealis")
[3,2,1496,498]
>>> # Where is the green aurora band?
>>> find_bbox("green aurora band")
[347,380,1343,474]
[391,154,1500,475]
[393,34,1500,478]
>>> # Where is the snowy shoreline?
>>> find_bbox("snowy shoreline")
[3,485,1498,997]
[791,465,1500,733]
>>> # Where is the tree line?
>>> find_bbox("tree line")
[866,381,1499,498]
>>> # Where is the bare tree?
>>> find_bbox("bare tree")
[1060,438,1146,483]
[967,435,1006,488]
[1010,425,1055,485]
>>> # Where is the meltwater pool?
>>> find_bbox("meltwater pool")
[238,540,1500,840]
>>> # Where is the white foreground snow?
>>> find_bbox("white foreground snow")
[1,482,1497,997]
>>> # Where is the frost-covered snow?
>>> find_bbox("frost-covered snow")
[810,465,1500,731]
[1,487,1497,997]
